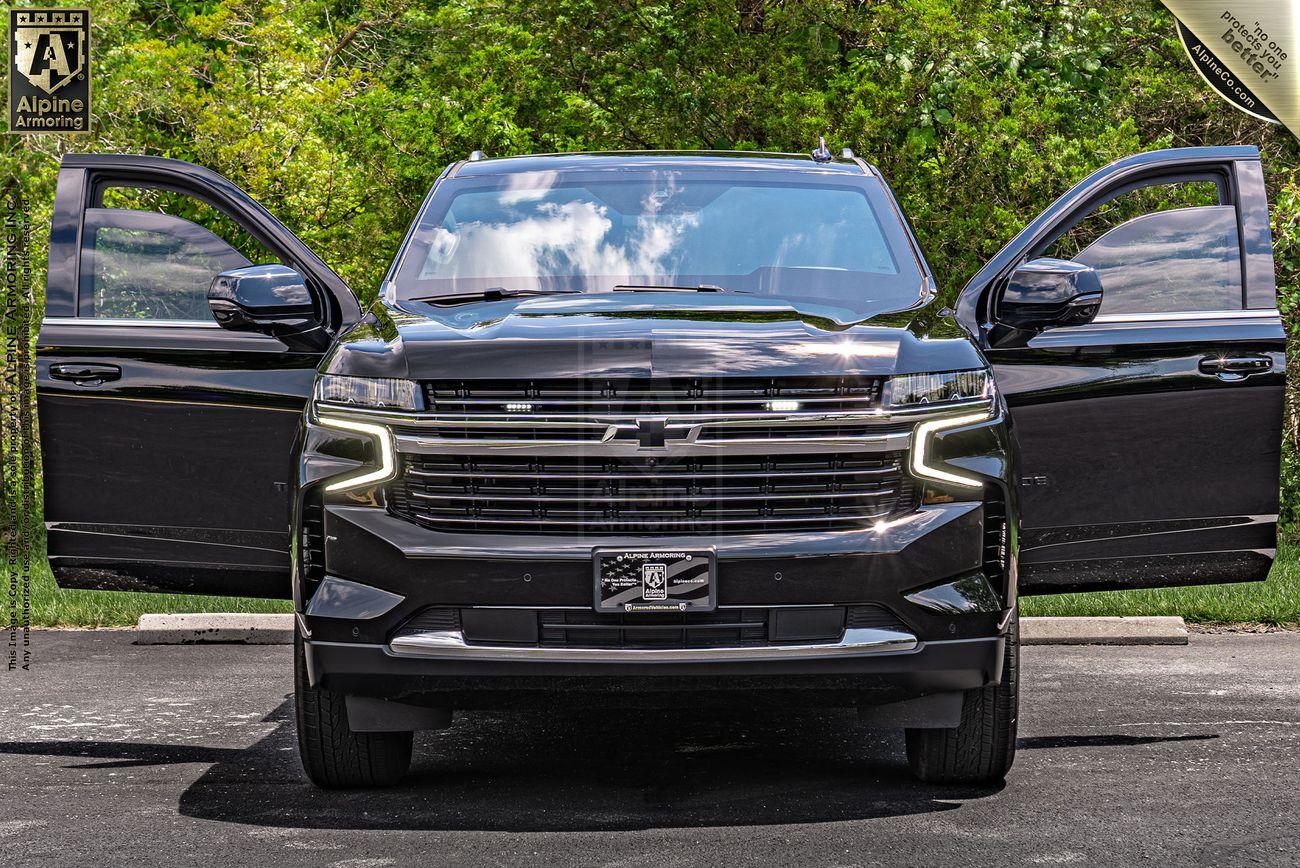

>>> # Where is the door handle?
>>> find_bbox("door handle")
[49,363,121,385]
[1198,354,1272,381]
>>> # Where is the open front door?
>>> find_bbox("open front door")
[957,146,1284,594]
[37,154,361,597]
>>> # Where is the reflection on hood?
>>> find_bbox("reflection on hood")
[323,291,980,383]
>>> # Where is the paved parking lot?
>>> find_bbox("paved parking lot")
[2,630,1298,867]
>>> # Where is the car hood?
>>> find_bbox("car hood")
[320,292,985,380]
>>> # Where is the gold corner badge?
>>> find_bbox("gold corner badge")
[8,8,90,134]
[1163,2,1297,135]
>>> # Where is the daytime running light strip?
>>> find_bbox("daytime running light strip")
[318,415,397,492]
[910,410,993,488]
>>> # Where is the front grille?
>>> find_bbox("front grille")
[387,452,914,535]
[423,377,883,416]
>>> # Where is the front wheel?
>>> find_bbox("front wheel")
[905,612,1019,784]
[294,633,413,788]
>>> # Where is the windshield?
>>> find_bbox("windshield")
[390,169,925,308]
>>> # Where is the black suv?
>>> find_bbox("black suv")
[37,147,1283,787]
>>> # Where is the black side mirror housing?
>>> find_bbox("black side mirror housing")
[998,257,1103,331]
[209,264,324,346]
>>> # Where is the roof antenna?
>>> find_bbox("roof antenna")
[811,136,832,163]
[467,149,486,161]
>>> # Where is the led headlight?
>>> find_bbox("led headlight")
[892,369,997,488]
[910,410,993,488]
[315,375,424,411]
[317,415,396,493]
[887,369,994,408]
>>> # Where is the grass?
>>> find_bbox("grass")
[3,536,1298,629]
[10,558,290,628]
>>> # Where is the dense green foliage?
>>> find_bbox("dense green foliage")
[5,0,1300,522]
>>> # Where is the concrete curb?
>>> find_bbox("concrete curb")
[1020,615,1188,646]
[135,613,1188,646]
[135,613,295,645]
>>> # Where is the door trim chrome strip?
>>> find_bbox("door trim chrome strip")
[1091,309,1279,324]
[42,316,221,328]
[387,626,918,661]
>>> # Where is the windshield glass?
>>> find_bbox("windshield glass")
[391,169,925,308]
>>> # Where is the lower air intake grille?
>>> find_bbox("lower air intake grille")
[983,498,1009,595]
[387,452,914,535]
[539,608,771,648]
[300,495,326,592]
[845,604,910,631]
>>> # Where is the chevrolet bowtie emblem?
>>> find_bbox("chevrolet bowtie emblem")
[598,418,681,446]
[601,418,675,448]
[636,418,667,448]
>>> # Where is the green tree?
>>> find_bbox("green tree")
[5,0,1300,523]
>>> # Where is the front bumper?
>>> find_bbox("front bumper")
[304,633,1005,707]
[307,499,998,642]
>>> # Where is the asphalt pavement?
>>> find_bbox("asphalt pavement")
[2,630,1298,867]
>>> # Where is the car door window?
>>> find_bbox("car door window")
[79,185,281,320]
[1041,179,1242,315]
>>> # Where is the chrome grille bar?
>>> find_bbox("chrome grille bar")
[388,626,919,660]
[405,488,897,503]
[438,394,878,407]
[325,404,987,427]
[406,464,898,480]
[391,431,911,457]
[392,511,900,528]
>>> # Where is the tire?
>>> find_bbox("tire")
[294,632,413,788]
[905,612,1019,784]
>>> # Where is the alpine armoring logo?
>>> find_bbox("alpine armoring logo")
[8,8,90,133]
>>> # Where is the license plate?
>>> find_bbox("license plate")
[593,548,716,613]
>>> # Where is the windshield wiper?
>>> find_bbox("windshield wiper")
[412,285,752,305]
[610,284,751,294]
[409,288,581,305]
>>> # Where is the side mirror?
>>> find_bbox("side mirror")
[998,257,1103,331]
[208,264,316,334]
